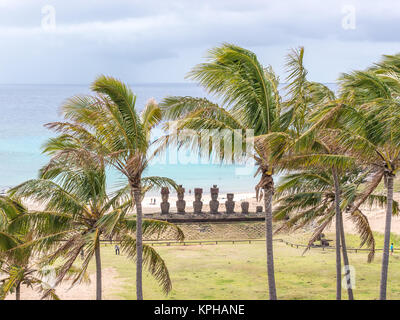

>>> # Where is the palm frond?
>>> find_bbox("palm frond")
[119,235,172,294]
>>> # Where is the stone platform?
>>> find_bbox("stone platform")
[144,212,265,223]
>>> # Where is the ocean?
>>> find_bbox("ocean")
[0,83,259,195]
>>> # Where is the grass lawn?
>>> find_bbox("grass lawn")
[90,232,400,300]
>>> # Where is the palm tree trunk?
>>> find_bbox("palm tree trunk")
[339,211,354,300]
[94,240,102,300]
[133,189,144,300]
[15,282,20,300]
[332,167,354,300]
[332,167,342,300]
[380,173,394,300]
[263,183,277,300]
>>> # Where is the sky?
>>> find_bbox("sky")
[0,0,399,84]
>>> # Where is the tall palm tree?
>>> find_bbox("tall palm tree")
[41,75,177,299]
[274,167,398,264]
[9,151,183,300]
[274,50,363,300]
[278,141,356,299]
[0,196,63,300]
[160,45,313,300]
[337,56,400,299]
[280,80,360,299]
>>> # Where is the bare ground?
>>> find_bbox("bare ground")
[5,267,122,300]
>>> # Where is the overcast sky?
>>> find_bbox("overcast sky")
[0,0,399,84]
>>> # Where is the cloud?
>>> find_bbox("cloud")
[0,0,398,84]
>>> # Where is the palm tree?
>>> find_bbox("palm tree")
[278,142,356,299]
[280,80,360,299]
[160,45,313,300]
[274,167,398,264]
[275,50,363,300]
[40,75,178,299]
[10,151,183,300]
[337,56,400,299]
[0,196,63,300]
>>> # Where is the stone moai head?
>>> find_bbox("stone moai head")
[194,188,203,201]
[160,187,170,215]
[241,201,249,214]
[225,193,235,214]
[177,185,185,200]
[161,187,169,202]
[210,185,219,201]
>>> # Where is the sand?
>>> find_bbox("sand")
[324,192,400,235]
[4,267,122,300]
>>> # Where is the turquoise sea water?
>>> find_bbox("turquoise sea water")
[0,83,258,195]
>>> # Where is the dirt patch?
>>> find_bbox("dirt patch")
[5,267,122,300]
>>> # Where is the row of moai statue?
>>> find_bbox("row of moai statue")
[160,184,262,215]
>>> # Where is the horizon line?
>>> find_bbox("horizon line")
[0,81,337,86]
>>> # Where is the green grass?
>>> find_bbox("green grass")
[89,232,400,300]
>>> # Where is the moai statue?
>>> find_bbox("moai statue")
[176,185,186,214]
[209,185,220,214]
[241,201,249,214]
[225,193,235,214]
[160,187,170,215]
[193,188,203,214]
[256,205,263,213]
